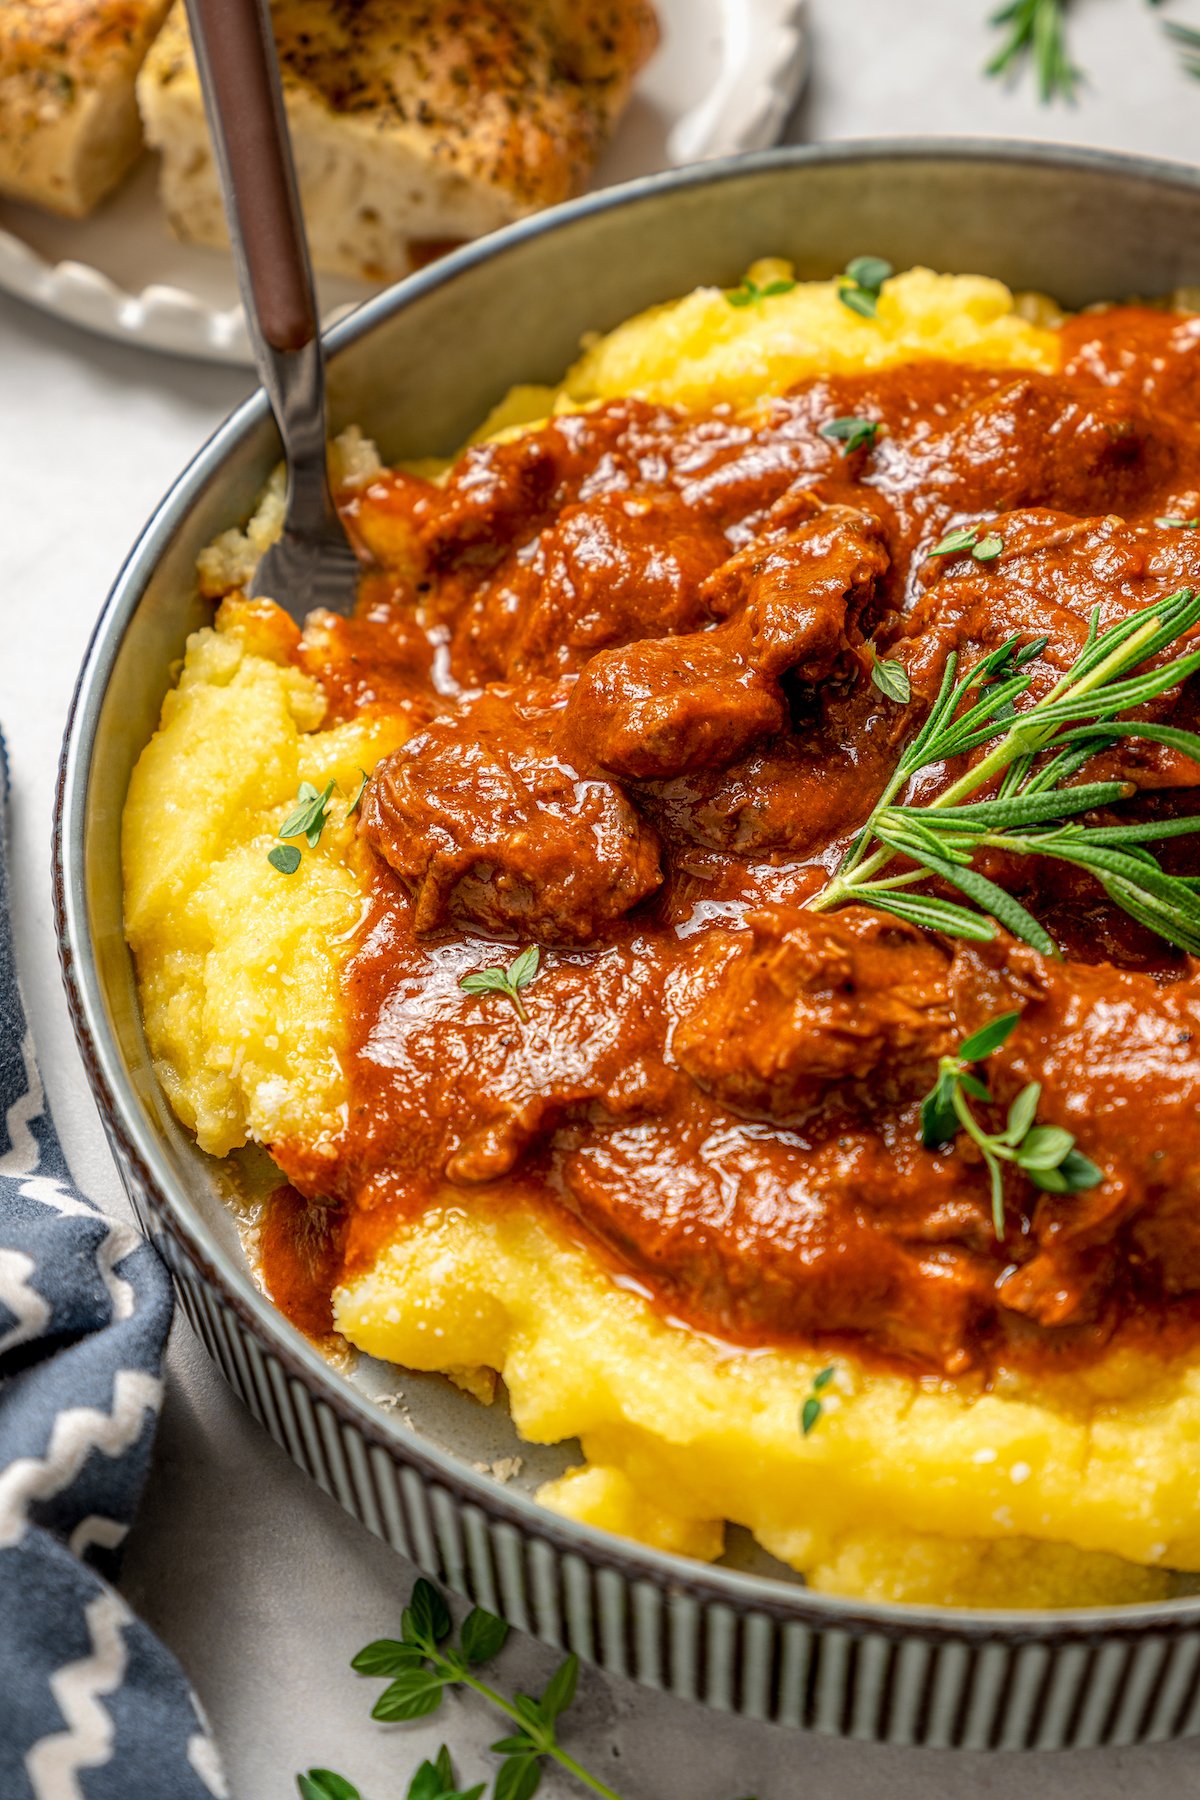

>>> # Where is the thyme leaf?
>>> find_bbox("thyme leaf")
[870,656,912,704]
[460,946,541,1022]
[837,255,893,319]
[820,415,881,455]
[801,1365,838,1436]
[346,769,369,817]
[268,844,302,876]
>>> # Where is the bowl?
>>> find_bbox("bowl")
[55,139,1200,1751]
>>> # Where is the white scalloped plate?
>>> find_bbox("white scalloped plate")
[0,0,806,365]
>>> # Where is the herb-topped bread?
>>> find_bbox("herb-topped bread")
[137,0,660,283]
[0,0,170,215]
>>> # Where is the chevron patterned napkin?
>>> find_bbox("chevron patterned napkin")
[0,733,227,1800]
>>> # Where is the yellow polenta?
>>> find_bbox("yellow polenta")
[125,265,1199,1607]
[123,596,408,1157]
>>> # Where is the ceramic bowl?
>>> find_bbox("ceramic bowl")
[55,140,1200,1750]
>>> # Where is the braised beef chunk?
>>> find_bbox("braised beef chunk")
[929,377,1182,518]
[564,506,889,783]
[949,939,1200,1319]
[1061,304,1200,419]
[675,907,955,1123]
[359,687,662,943]
[452,492,733,683]
[418,400,679,568]
[563,629,785,781]
[292,302,1200,1377]
[557,1115,995,1372]
[698,505,890,678]
[640,681,911,858]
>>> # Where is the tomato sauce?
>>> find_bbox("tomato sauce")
[263,305,1200,1375]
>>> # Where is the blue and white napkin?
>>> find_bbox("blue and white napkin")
[0,730,227,1799]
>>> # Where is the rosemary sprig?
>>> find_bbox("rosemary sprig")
[986,0,1080,101]
[811,587,1200,953]
[1162,17,1200,77]
[920,1013,1101,1236]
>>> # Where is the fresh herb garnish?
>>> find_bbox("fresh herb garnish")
[1157,515,1200,530]
[929,525,980,558]
[801,1365,837,1436]
[346,769,369,817]
[334,1578,625,1800]
[280,779,336,848]
[927,524,1004,562]
[300,1578,759,1800]
[726,275,797,308]
[268,844,302,876]
[820,415,881,455]
[986,0,1079,102]
[298,1773,364,1800]
[985,3,1200,99]
[920,1013,1102,1236]
[299,1743,483,1800]
[870,656,912,705]
[1162,18,1200,79]
[808,586,1200,955]
[459,946,541,1022]
[837,256,893,320]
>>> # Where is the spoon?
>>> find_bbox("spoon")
[182,0,360,621]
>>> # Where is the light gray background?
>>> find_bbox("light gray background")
[6,3,1200,1795]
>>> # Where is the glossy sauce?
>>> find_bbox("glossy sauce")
[264,306,1200,1375]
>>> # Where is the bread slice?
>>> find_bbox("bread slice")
[0,0,171,216]
[137,0,659,284]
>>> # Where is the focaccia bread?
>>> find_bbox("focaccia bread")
[0,0,170,215]
[137,0,660,283]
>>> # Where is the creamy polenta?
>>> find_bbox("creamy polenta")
[125,263,1200,1607]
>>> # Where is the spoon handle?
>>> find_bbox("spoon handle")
[183,0,338,530]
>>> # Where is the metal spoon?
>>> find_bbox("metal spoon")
[182,0,360,621]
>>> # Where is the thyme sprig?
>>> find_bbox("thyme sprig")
[299,1579,760,1800]
[297,1579,625,1800]
[459,946,541,1022]
[920,1013,1101,1236]
[811,587,1200,953]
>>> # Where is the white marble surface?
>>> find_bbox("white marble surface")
[6,4,1200,1796]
